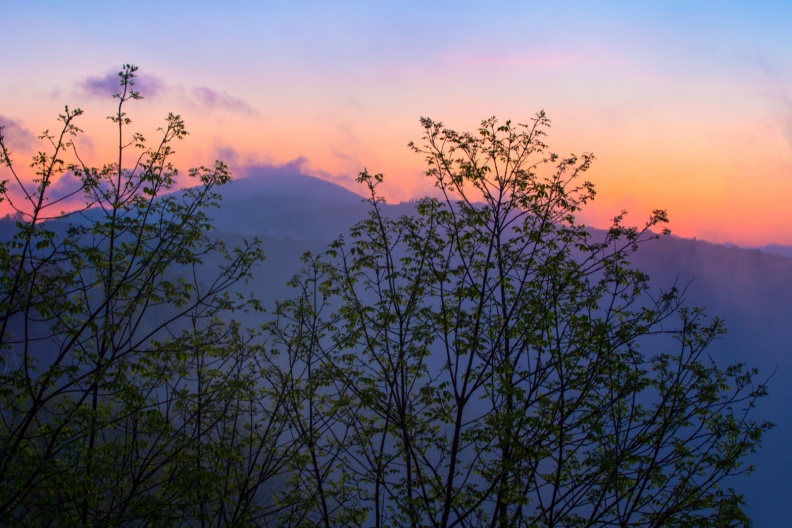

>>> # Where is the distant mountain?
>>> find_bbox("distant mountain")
[212,171,368,240]
[219,168,363,203]
[8,171,787,525]
[208,173,791,527]
[759,243,792,258]
[629,236,791,526]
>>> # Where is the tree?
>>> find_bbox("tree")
[271,114,771,527]
[0,66,770,527]
[0,65,290,526]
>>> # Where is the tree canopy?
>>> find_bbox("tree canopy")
[0,66,770,527]
[270,114,770,527]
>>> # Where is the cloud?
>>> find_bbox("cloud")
[47,171,84,201]
[221,156,315,179]
[0,115,37,152]
[778,96,792,148]
[74,69,257,117]
[450,48,627,72]
[78,70,165,99]
[232,157,358,190]
[213,145,241,166]
[755,59,792,149]
[190,87,258,116]
[774,90,792,149]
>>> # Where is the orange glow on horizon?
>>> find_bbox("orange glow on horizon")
[2,80,791,248]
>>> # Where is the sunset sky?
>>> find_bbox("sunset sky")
[2,1,791,246]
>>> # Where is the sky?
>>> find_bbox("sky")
[2,1,791,246]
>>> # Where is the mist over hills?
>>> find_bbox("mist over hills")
[2,170,786,524]
[630,237,790,526]
[757,243,792,259]
[211,171,791,526]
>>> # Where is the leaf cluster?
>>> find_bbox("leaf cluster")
[270,116,770,528]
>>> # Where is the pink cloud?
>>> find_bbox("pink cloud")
[451,49,627,71]
[75,71,257,117]
[190,87,258,116]
[0,115,37,152]
[78,70,165,99]
[231,157,359,191]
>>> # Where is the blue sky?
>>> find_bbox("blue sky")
[3,1,792,244]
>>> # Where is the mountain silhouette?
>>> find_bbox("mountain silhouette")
[206,171,791,526]
[212,169,367,240]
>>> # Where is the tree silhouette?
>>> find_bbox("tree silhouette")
[0,65,289,526]
[272,115,770,527]
[0,66,770,527]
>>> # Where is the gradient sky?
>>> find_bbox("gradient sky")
[2,1,791,246]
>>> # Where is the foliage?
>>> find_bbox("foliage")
[0,65,770,527]
[0,65,288,526]
[271,115,771,527]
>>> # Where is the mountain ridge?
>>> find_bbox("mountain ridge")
[210,171,790,526]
